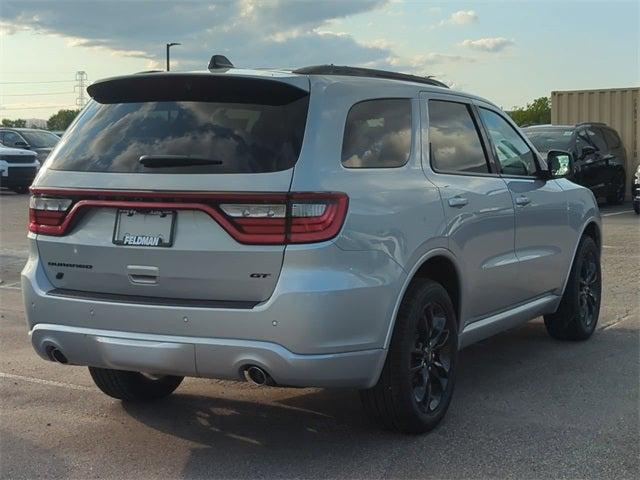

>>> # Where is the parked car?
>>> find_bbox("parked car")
[633,165,640,214]
[0,141,39,193]
[0,127,59,164]
[22,63,602,434]
[523,123,627,204]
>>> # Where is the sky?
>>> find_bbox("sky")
[1,0,638,120]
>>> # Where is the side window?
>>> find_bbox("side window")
[341,99,412,168]
[585,128,607,151]
[479,108,537,176]
[428,100,490,174]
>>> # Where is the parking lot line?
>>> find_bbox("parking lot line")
[601,210,634,217]
[0,372,94,392]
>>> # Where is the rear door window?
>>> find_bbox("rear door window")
[46,75,309,174]
[428,100,490,174]
[341,99,412,168]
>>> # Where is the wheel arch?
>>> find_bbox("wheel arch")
[558,218,602,298]
[382,248,463,350]
[582,221,601,250]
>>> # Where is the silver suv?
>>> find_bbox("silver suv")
[22,62,602,434]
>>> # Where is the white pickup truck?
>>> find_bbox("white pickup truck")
[0,142,39,193]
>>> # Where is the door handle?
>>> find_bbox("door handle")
[515,196,531,206]
[448,196,468,208]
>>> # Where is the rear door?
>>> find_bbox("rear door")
[421,93,518,323]
[32,73,310,304]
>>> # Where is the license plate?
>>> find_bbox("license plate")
[113,209,176,247]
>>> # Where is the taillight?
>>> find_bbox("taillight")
[29,196,73,235]
[219,193,348,244]
[28,190,348,245]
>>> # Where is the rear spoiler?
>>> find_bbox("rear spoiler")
[87,73,309,106]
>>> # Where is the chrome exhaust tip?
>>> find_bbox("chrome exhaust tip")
[243,366,274,386]
[47,346,68,364]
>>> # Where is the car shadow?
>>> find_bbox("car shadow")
[121,319,638,478]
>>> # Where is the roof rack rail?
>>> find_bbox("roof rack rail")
[576,121,607,127]
[292,65,449,88]
[135,70,164,74]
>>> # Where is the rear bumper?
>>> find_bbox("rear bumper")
[22,238,405,388]
[30,324,385,388]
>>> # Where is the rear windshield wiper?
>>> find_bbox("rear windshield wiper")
[139,155,224,168]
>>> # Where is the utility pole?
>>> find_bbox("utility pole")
[166,43,181,71]
[75,71,88,108]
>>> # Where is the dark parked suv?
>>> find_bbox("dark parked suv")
[524,123,626,204]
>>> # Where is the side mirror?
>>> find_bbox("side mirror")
[14,141,29,149]
[580,145,596,159]
[547,150,572,178]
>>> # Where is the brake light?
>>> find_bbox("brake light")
[219,193,348,244]
[29,196,73,234]
[28,190,348,245]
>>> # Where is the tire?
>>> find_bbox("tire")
[11,186,29,194]
[606,175,625,205]
[88,367,183,401]
[360,279,458,434]
[544,235,601,341]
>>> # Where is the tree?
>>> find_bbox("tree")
[1,118,27,127]
[47,109,80,131]
[507,97,551,126]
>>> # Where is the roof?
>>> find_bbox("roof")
[90,64,496,106]
[522,124,575,130]
[0,127,50,132]
[523,122,610,130]
[292,65,449,88]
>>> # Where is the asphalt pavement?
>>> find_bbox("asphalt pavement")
[1,190,638,479]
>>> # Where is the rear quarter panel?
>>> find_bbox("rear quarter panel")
[288,77,448,349]
[291,76,448,269]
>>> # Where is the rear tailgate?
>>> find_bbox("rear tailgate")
[31,73,309,304]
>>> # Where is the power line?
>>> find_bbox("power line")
[1,91,75,97]
[0,105,76,111]
[0,80,76,85]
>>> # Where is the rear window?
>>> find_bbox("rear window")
[47,75,309,174]
[341,99,412,168]
[603,128,621,148]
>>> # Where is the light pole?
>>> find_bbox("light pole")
[166,42,181,71]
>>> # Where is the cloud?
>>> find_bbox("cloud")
[1,0,473,90]
[437,10,478,27]
[0,0,391,69]
[459,37,514,52]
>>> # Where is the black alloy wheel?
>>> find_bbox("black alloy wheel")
[410,302,453,413]
[578,249,599,330]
